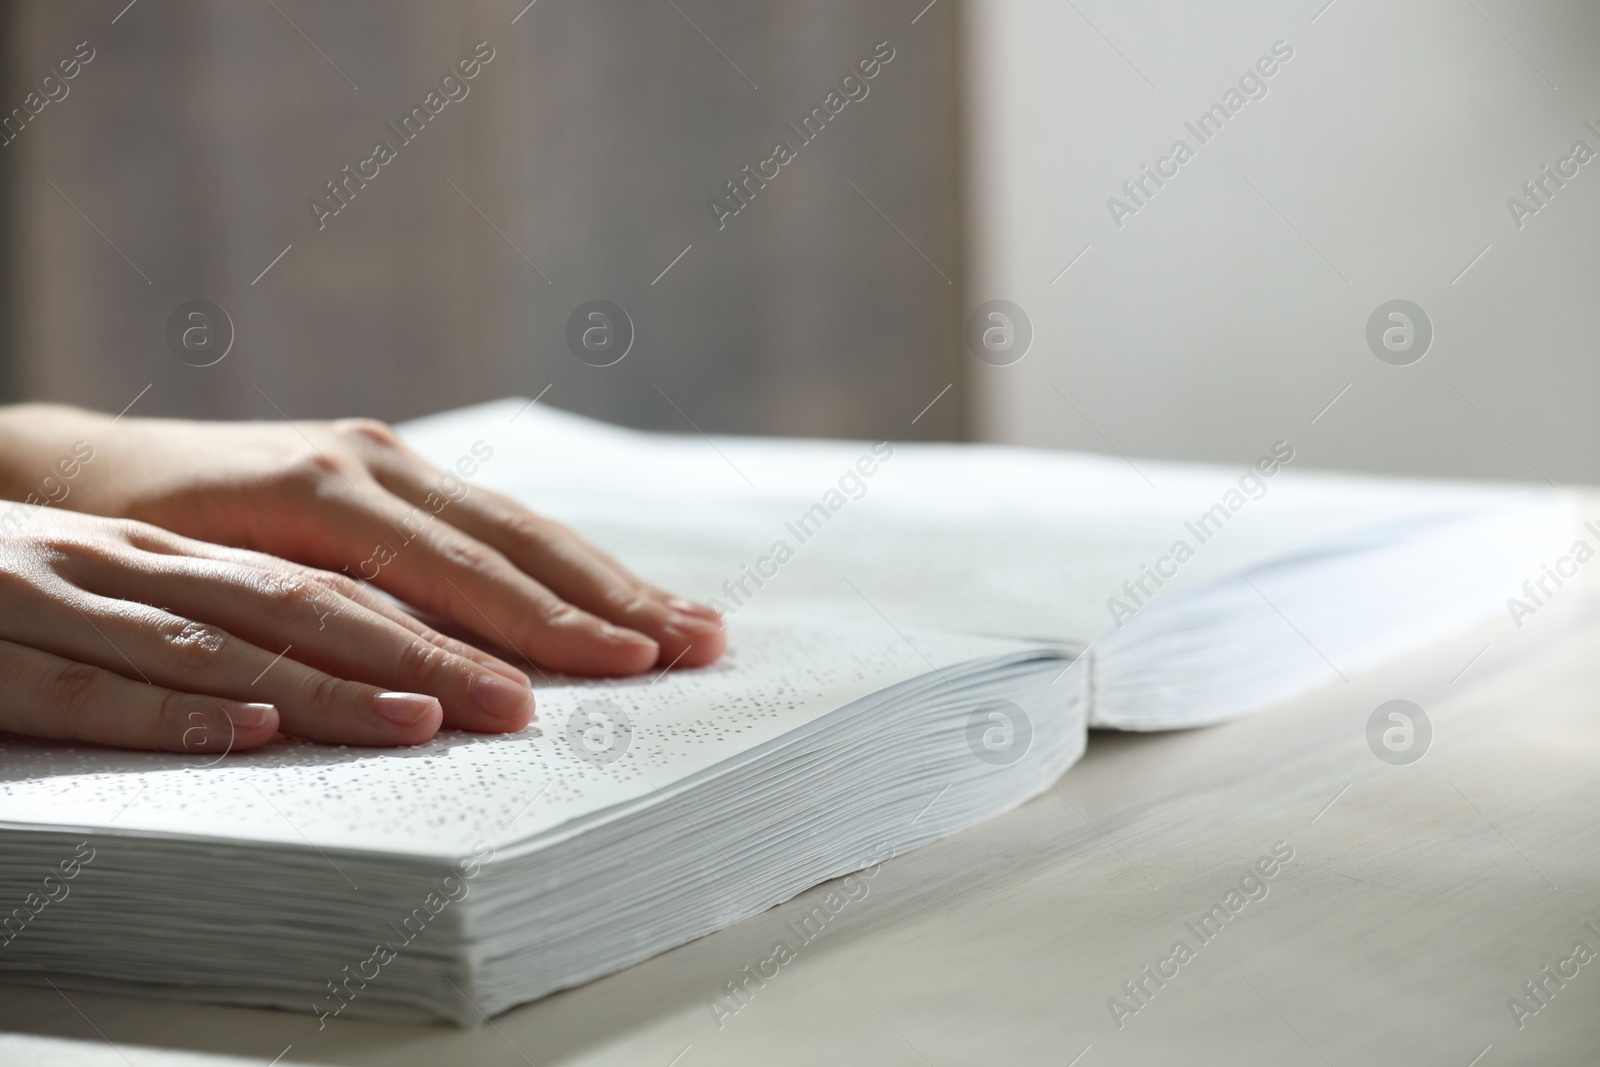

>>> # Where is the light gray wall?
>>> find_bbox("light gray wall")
[1,1,966,441]
[965,0,1600,485]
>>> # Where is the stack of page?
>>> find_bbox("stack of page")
[0,399,1573,1024]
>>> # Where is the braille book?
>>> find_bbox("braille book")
[0,400,1568,1024]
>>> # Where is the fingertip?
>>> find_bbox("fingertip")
[396,701,445,745]
[409,702,445,743]
[373,692,445,745]
[225,702,281,748]
[464,672,537,731]
[224,701,277,730]
[659,626,727,669]
[667,596,723,623]
[504,618,659,678]
[460,700,535,735]
[598,623,660,674]
[656,608,726,669]
[222,727,281,752]
[495,702,536,732]
[182,702,279,755]
[692,627,728,665]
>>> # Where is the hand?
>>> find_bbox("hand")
[0,506,541,751]
[0,406,725,678]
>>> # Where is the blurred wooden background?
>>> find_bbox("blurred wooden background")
[0,0,966,440]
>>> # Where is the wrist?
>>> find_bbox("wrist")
[0,404,111,504]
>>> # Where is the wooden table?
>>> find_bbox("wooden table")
[3,598,1597,1066]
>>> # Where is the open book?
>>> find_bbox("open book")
[0,399,1571,1024]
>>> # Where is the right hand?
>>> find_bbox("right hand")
[0,505,537,753]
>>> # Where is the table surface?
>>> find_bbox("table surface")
[3,596,1598,1067]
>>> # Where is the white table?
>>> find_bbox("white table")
[3,601,1597,1066]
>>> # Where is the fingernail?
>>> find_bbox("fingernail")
[600,623,656,648]
[223,702,276,729]
[668,611,724,636]
[476,657,530,686]
[374,692,442,726]
[470,672,534,719]
[669,597,721,620]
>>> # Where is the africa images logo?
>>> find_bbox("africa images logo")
[565,300,634,367]
[166,300,234,367]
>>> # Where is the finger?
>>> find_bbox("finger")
[0,637,279,754]
[357,440,710,621]
[122,524,532,685]
[86,552,534,734]
[446,497,726,669]
[371,470,725,670]
[348,440,722,653]
[21,589,442,747]
[274,486,661,676]
[302,573,534,684]
[539,532,724,624]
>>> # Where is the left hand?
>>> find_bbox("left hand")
[0,406,725,678]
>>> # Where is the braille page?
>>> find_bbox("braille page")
[0,619,1042,859]
[401,399,1568,645]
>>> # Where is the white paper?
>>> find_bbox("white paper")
[0,620,1037,858]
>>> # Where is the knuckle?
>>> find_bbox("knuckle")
[303,671,351,713]
[42,535,109,569]
[155,688,192,737]
[49,663,105,737]
[437,535,497,574]
[255,572,317,623]
[272,450,346,493]
[396,638,453,688]
[332,418,401,449]
[317,570,362,599]
[292,566,359,601]
[431,632,476,657]
[159,619,230,671]
[537,601,588,630]
[609,591,655,618]
[500,510,552,543]
[118,519,178,552]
